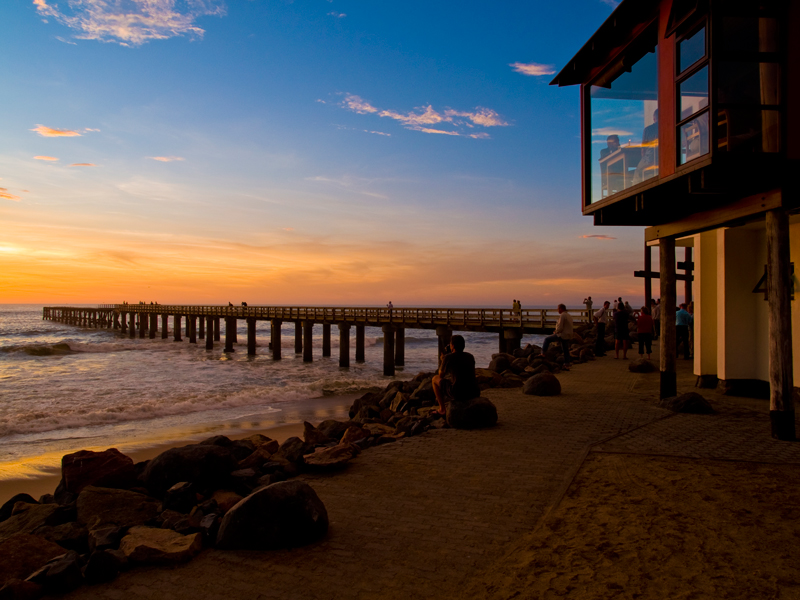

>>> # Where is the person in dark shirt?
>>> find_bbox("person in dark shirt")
[432,334,480,415]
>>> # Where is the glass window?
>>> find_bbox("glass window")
[589,48,658,203]
[717,109,780,153]
[678,65,708,120]
[717,61,780,105]
[680,113,709,164]
[678,26,705,72]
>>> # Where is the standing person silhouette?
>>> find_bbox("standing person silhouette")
[432,335,480,416]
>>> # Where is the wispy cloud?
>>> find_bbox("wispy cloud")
[337,94,507,137]
[592,127,633,137]
[147,156,185,162]
[55,36,77,45]
[31,124,81,137]
[581,234,617,240]
[70,163,97,167]
[34,156,59,161]
[0,189,22,202]
[509,62,556,76]
[327,11,346,17]
[34,0,226,46]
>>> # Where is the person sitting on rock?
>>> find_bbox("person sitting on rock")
[432,335,480,416]
[541,304,573,370]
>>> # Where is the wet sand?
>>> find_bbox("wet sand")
[0,393,355,504]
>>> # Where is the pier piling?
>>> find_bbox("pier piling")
[189,316,197,344]
[224,317,236,352]
[303,321,313,362]
[271,320,282,360]
[174,315,182,342]
[395,327,405,367]
[247,318,256,356]
[338,323,351,368]
[206,317,214,350]
[161,314,168,339]
[355,325,365,362]
[149,314,157,339]
[382,325,396,376]
[322,324,331,357]
[295,322,302,354]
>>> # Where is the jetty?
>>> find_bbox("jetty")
[42,304,593,375]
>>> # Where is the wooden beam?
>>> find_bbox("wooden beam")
[644,242,652,308]
[660,237,677,398]
[634,270,694,281]
[766,208,796,440]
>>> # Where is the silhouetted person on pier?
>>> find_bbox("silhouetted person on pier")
[241,302,248,307]
[432,335,480,416]
[228,302,234,307]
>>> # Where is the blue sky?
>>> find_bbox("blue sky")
[0,0,649,306]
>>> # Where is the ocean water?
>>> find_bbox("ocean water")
[0,304,545,480]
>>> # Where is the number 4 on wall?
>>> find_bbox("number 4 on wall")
[752,263,797,301]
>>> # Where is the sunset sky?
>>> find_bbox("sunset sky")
[1,0,649,306]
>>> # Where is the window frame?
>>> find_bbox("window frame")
[675,19,711,168]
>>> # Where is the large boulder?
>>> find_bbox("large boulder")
[31,522,88,553]
[408,378,435,406]
[303,422,333,446]
[523,372,562,396]
[0,504,63,543]
[141,444,239,496]
[488,355,512,374]
[446,397,498,430]
[302,444,360,472]
[341,425,369,445]
[60,448,137,496]
[216,481,328,550]
[76,486,161,529]
[272,437,312,464]
[316,420,353,441]
[474,368,503,389]
[510,357,529,374]
[658,392,715,414]
[237,445,276,470]
[0,533,65,585]
[119,526,203,565]
[0,494,37,524]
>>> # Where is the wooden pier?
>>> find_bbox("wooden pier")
[42,304,593,376]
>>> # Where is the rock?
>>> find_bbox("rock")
[216,481,328,550]
[340,425,369,445]
[256,473,284,488]
[364,423,395,436]
[120,526,203,565]
[389,392,408,413]
[488,355,511,374]
[316,420,353,440]
[394,416,420,436]
[0,578,42,600]
[241,434,278,452]
[211,490,243,514]
[141,444,239,497]
[35,550,82,594]
[76,486,161,530]
[237,445,277,470]
[82,549,123,584]
[303,444,360,472]
[510,357,529,374]
[499,373,524,388]
[348,391,381,419]
[409,379,435,406]
[629,358,657,373]
[199,435,233,447]
[228,441,257,461]
[0,504,62,543]
[658,392,715,414]
[162,482,196,513]
[0,495,37,524]
[60,448,137,496]
[198,514,220,541]
[0,533,64,586]
[379,408,394,422]
[523,372,562,396]
[31,522,87,553]
[272,437,312,465]
[87,526,124,552]
[37,495,54,506]
[474,368,503,390]
[446,397,498,430]
[303,422,333,446]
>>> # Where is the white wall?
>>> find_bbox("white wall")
[694,231,717,376]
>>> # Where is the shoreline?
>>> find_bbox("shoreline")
[0,392,357,504]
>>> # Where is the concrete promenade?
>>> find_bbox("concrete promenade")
[63,351,800,600]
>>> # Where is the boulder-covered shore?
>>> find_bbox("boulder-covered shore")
[0,328,601,598]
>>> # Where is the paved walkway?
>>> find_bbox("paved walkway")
[63,351,799,600]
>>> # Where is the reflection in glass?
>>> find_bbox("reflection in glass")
[720,17,779,54]
[679,26,705,73]
[589,48,658,203]
[717,109,780,153]
[680,112,709,164]
[679,66,708,120]
[717,61,780,105]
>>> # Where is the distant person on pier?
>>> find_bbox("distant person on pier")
[593,300,611,357]
[637,306,655,360]
[432,334,480,416]
[228,302,233,307]
[541,304,573,370]
[613,302,630,359]
[241,302,248,307]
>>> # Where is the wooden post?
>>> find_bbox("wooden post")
[295,321,302,354]
[213,318,220,341]
[339,323,351,368]
[659,237,677,398]
[206,317,214,350]
[383,325,395,376]
[149,313,157,339]
[271,320,282,360]
[139,313,146,338]
[303,321,313,362]
[504,329,522,353]
[322,323,331,357]
[395,327,405,367]
[766,208,796,440]
[198,316,205,339]
[189,316,197,344]
[161,314,168,339]
[684,247,693,305]
[129,313,136,338]
[247,318,257,356]
[644,243,653,308]
[120,312,127,333]
[355,325,365,362]
[185,314,191,339]
[224,317,236,352]
[173,315,182,342]
[498,332,507,354]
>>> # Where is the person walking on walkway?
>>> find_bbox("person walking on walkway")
[637,306,655,360]
[593,300,610,357]
[676,303,693,360]
[542,304,573,370]
[613,302,630,359]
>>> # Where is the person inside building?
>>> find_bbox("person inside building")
[600,134,621,159]
[432,335,480,416]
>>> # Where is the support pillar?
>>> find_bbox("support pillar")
[139,313,146,338]
[436,326,452,363]
[189,316,197,344]
[339,323,351,368]
[232,322,238,344]
[395,327,405,366]
[224,317,236,352]
[644,243,653,308]
[198,317,205,339]
[213,318,220,341]
[295,322,302,354]
[684,247,693,304]
[161,314,168,339]
[174,315,182,342]
[766,208,796,440]
[498,332,507,354]
[149,313,157,339]
[355,325,365,362]
[247,318,257,356]
[504,328,522,353]
[271,320,282,360]
[185,315,191,339]
[303,321,313,362]
[322,324,331,357]
[120,312,127,333]
[129,313,136,338]
[206,317,214,350]
[382,325,395,376]
[659,237,677,398]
